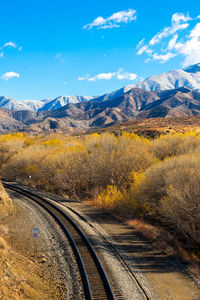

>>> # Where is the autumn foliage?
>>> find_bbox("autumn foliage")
[0,131,200,256]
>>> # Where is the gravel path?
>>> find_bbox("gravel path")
[32,188,200,300]
[7,184,200,299]
[7,190,84,300]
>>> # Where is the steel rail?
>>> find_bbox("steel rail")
[4,182,115,300]
[61,205,150,300]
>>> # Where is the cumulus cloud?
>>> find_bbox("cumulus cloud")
[117,73,137,80]
[168,34,178,49]
[1,71,20,80]
[0,41,20,58]
[149,23,189,46]
[149,13,190,46]
[174,22,200,66]
[137,45,148,55]
[137,12,200,66]
[152,52,176,63]
[78,69,137,81]
[2,41,17,48]
[83,9,137,29]
[172,13,191,24]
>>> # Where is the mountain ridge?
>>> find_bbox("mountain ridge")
[1,86,200,133]
[0,63,200,112]
[1,63,200,133]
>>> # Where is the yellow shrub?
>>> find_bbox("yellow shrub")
[95,185,124,209]
[0,181,13,217]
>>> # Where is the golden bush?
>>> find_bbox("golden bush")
[1,131,200,252]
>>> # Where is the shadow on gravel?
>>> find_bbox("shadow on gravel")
[85,210,186,274]
[110,235,185,273]
[9,186,186,276]
[83,210,122,225]
[91,231,186,274]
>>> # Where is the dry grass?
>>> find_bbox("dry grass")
[0,246,66,300]
[0,188,66,299]
[127,219,176,256]
[0,237,9,253]
[1,131,200,260]
[0,181,13,217]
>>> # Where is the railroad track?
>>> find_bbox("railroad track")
[3,182,115,300]
[4,182,150,300]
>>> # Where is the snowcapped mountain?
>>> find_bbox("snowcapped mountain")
[38,95,92,111]
[0,96,31,111]
[1,63,200,112]
[133,63,200,91]
[23,99,50,111]
[92,84,134,102]
[90,63,200,103]
[0,95,92,111]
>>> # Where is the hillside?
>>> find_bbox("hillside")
[2,86,200,133]
[92,116,200,137]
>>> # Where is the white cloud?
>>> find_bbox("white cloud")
[88,77,96,81]
[174,22,200,66]
[171,13,191,25]
[168,34,178,49]
[99,24,120,29]
[107,9,136,23]
[83,9,136,29]
[137,38,145,48]
[96,72,115,80]
[78,74,90,81]
[3,41,17,48]
[1,71,20,80]
[152,52,176,63]
[145,58,151,63]
[0,41,21,56]
[137,12,200,65]
[116,72,137,80]
[137,45,148,55]
[78,69,137,81]
[149,19,189,46]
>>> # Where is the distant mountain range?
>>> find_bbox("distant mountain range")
[1,63,200,133]
[0,95,92,112]
[0,63,200,112]
[38,95,92,111]
[1,86,200,133]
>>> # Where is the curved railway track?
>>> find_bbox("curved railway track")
[3,182,115,300]
[3,182,150,300]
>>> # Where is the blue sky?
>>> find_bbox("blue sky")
[0,0,200,100]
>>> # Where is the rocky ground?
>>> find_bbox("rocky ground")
[3,184,200,299]
[14,184,200,300]
[0,190,84,300]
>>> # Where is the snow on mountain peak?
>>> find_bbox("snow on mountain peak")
[0,63,200,112]
[131,63,200,92]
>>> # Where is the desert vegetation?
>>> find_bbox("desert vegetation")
[0,180,13,218]
[0,131,200,259]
